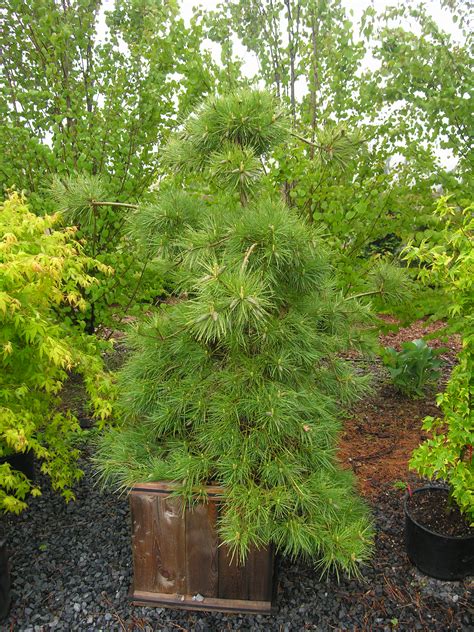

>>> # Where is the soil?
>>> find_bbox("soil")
[377,315,462,354]
[338,316,462,499]
[406,488,474,538]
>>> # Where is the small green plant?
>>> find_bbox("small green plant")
[381,339,443,398]
[392,480,413,496]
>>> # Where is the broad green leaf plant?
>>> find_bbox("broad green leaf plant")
[405,198,473,522]
[210,0,471,314]
[96,90,374,577]
[0,193,114,513]
[381,339,443,398]
[1,0,219,204]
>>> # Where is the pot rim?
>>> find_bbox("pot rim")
[131,480,225,498]
[404,485,474,541]
[0,449,34,460]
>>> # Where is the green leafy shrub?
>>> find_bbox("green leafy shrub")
[0,193,114,513]
[96,90,375,576]
[381,339,443,398]
[1,0,220,208]
[405,199,473,522]
[271,126,430,307]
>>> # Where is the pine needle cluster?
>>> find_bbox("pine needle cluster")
[96,90,374,576]
[163,90,287,204]
[50,174,110,229]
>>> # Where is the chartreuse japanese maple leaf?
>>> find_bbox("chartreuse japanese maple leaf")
[0,193,114,513]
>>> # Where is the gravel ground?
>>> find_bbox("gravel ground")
[3,460,472,632]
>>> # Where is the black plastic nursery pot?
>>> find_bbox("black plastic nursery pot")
[0,536,11,621]
[405,486,474,581]
[0,450,35,481]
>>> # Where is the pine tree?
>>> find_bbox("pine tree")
[96,90,374,575]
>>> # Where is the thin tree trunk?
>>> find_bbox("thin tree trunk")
[259,0,282,97]
[284,0,302,126]
[284,0,296,124]
[309,6,321,159]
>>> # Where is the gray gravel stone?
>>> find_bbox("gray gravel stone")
[3,458,471,631]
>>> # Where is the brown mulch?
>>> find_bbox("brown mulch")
[338,387,439,497]
[339,317,461,498]
[378,314,462,354]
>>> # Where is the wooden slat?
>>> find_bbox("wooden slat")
[159,494,187,594]
[185,500,219,597]
[130,491,186,594]
[130,589,275,614]
[247,545,274,602]
[130,482,275,612]
[130,492,156,593]
[218,543,248,600]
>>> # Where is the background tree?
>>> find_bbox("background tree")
[0,0,224,331]
[0,0,219,204]
[219,0,365,130]
[359,0,473,204]
[210,0,472,315]
[2,0,471,327]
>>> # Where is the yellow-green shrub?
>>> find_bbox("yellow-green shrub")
[0,192,114,513]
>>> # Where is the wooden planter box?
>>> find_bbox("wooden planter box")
[129,482,276,614]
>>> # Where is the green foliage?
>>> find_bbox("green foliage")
[0,192,114,513]
[406,198,473,522]
[0,0,225,331]
[0,0,221,205]
[210,0,471,317]
[381,340,443,398]
[221,0,365,123]
[273,134,434,293]
[361,1,473,190]
[50,174,110,229]
[162,90,289,214]
[96,90,374,576]
[3,1,471,330]
[392,481,411,493]
[49,173,163,332]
